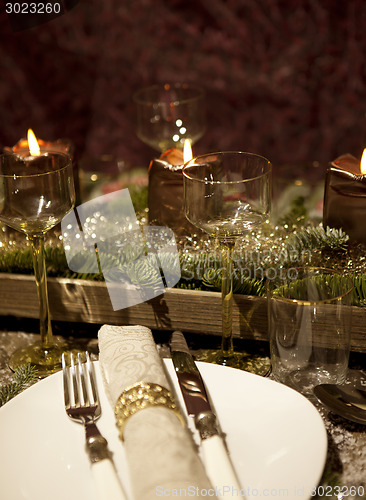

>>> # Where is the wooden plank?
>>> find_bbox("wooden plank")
[0,273,365,352]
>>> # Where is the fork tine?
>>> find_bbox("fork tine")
[86,351,99,406]
[78,352,90,406]
[61,353,70,410]
[70,353,80,408]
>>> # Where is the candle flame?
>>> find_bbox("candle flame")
[361,149,366,175]
[183,139,193,163]
[27,129,40,156]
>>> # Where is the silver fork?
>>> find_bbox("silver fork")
[62,352,127,500]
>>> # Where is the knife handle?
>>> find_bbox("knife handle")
[200,435,241,497]
[91,458,128,500]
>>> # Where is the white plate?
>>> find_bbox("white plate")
[0,360,327,500]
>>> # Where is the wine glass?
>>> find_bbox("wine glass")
[0,152,75,377]
[133,82,206,152]
[182,152,272,370]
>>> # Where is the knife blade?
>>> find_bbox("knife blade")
[170,331,241,496]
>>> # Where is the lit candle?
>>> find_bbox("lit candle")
[5,129,80,202]
[323,149,366,245]
[148,140,195,237]
[5,129,74,157]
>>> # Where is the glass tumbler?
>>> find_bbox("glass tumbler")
[267,267,353,396]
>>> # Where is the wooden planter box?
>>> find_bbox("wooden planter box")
[0,273,365,352]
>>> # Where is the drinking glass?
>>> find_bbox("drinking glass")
[133,82,205,152]
[267,267,353,396]
[183,152,272,369]
[0,152,75,377]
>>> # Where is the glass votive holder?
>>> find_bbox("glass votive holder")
[267,267,354,397]
[133,82,206,153]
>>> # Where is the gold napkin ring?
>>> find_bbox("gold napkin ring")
[114,381,185,441]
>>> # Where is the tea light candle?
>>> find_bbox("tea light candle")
[4,129,74,157]
[323,149,366,245]
[5,129,80,202]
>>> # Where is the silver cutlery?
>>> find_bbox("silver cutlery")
[314,383,366,425]
[62,352,127,500]
[170,331,241,496]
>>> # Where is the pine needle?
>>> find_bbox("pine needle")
[0,221,361,303]
[287,224,349,254]
[0,364,38,407]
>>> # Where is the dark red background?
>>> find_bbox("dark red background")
[1,0,365,169]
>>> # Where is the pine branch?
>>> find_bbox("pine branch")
[0,222,363,305]
[201,267,265,296]
[286,225,349,255]
[125,258,162,292]
[273,274,351,300]
[351,275,366,307]
[0,364,38,407]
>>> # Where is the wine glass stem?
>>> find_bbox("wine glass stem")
[220,241,235,358]
[28,235,53,349]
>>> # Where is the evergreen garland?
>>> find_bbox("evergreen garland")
[350,275,366,307]
[0,364,38,407]
[201,267,266,296]
[286,225,349,254]
[1,222,365,306]
[272,273,352,301]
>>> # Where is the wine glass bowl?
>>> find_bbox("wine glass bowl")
[183,153,271,242]
[0,152,75,377]
[183,152,272,370]
[0,154,75,235]
[133,82,205,152]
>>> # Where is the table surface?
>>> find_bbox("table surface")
[0,322,365,499]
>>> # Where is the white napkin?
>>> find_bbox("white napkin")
[98,324,214,500]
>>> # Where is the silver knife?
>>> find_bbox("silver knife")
[170,331,241,496]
